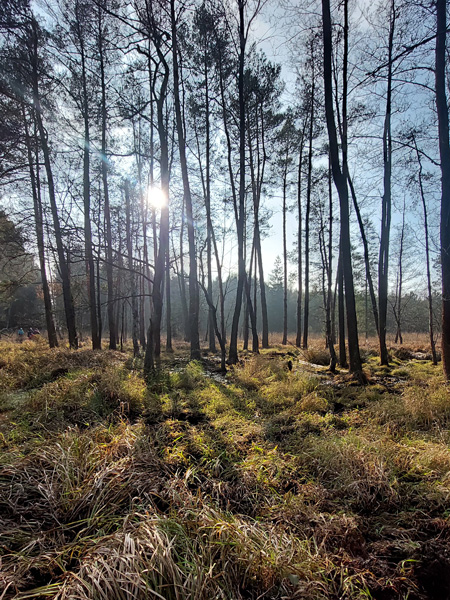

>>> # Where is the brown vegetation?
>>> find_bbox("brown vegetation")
[0,337,449,599]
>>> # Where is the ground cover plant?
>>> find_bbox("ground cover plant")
[1,336,450,599]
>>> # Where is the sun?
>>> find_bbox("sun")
[147,186,167,210]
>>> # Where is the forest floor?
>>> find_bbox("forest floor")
[0,335,450,599]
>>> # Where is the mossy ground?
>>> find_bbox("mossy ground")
[1,335,449,599]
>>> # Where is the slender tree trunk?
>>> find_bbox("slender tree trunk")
[282,163,288,345]
[243,260,250,350]
[148,57,158,274]
[248,104,269,349]
[229,0,248,365]
[144,46,169,377]
[135,129,148,352]
[257,109,269,349]
[166,245,173,352]
[178,199,190,342]
[348,174,379,335]
[326,158,337,371]
[96,185,103,342]
[96,235,102,343]
[120,303,125,352]
[23,107,58,348]
[245,273,259,353]
[144,42,155,352]
[80,35,100,350]
[139,257,146,349]
[331,268,337,345]
[337,252,347,367]
[254,224,268,348]
[253,250,258,330]
[210,222,226,349]
[217,248,226,348]
[216,42,238,226]
[241,212,258,353]
[244,243,256,350]
[243,299,249,351]
[171,0,200,360]
[203,62,216,353]
[303,80,314,349]
[322,0,363,375]
[435,0,450,379]
[365,280,368,341]
[199,280,226,372]
[319,215,328,331]
[393,203,405,344]
[296,142,304,348]
[215,39,239,351]
[147,43,156,266]
[125,180,139,357]
[98,5,116,350]
[116,227,123,346]
[415,138,438,365]
[379,0,395,365]
[30,22,78,349]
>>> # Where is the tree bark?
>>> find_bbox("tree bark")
[125,180,139,357]
[326,158,337,371]
[96,219,102,343]
[337,252,347,367]
[79,23,100,350]
[414,137,438,365]
[165,244,173,352]
[296,141,304,348]
[170,0,200,360]
[393,203,405,345]
[322,0,363,375]
[303,79,314,349]
[282,160,288,345]
[243,245,252,351]
[198,279,226,372]
[435,0,450,379]
[134,121,148,352]
[247,101,269,349]
[229,0,248,365]
[204,61,216,353]
[178,199,190,342]
[23,107,58,348]
[378,0,395,365]
[97,1,117,350]
[347,174,379,336]
[30,21,78,349]
[144,32,170,377]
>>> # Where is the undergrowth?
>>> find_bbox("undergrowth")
[0,339,449,599]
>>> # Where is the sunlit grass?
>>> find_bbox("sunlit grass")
[0,338,449,599]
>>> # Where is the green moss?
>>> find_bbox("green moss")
[391,368,410,378]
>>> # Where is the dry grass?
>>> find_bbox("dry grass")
[1,338,449,599]
[0,338,127,392]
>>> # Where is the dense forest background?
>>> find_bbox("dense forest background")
[0,0,449,375]
[0,218,441,341]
